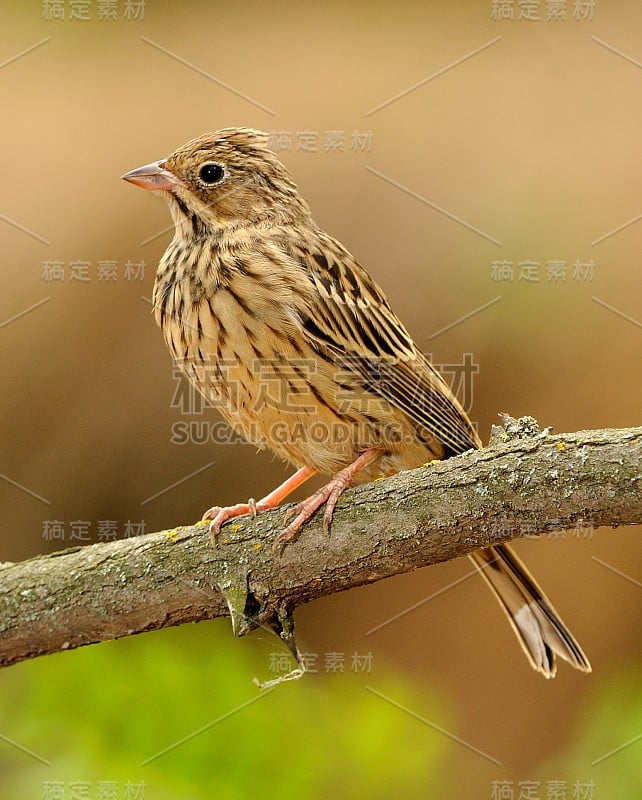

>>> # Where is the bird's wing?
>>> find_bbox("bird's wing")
[285,233,480,455]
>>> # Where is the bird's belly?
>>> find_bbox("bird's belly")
[160,291,443,475]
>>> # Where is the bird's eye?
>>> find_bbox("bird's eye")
[198,163,225,184]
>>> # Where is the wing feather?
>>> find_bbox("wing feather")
[286,233,480,454]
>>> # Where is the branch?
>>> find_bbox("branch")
[1,417,640,671]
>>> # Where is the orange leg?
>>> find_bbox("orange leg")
[273,448,381,553]
[203,465,317,544]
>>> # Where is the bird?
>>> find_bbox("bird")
[122,127,591,678]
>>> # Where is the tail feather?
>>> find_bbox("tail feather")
[469,543,591,678]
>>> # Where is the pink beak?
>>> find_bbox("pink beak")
[121,160,184,191]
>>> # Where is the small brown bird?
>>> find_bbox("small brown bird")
[123,128,590,678]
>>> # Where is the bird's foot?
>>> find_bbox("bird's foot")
[272,448,381,554]
[203,465,318,547]
[203,501,262,546]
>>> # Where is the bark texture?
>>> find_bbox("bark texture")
[1,416,640,670]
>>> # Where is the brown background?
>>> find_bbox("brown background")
[1,1,640,798]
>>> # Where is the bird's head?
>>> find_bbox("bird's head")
[122,127,311,235]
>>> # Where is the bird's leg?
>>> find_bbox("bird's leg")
[204,465,317,545]
[274,448,381,553]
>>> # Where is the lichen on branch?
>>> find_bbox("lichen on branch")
[0,416,640,672]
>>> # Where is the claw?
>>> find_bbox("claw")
[203,506,223,546]
[322,483,345,535]
[203,502,255,547]
[271,515,305,554]
[209,521,220,548]
[202,505,222,522]
[283,505,297,525]
[322,505,334,536]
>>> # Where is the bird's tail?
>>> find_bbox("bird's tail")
[469,543,591,678]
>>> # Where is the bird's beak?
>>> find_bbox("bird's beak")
[121,160,184,191]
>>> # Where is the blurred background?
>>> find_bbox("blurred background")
[1,1,640,798]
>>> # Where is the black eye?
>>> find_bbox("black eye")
[199,163,225,184]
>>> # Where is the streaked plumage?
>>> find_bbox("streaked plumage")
[123,128,590,678]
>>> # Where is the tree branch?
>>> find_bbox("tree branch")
[1,417,640,670]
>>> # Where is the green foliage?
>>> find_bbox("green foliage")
[2,623,637,798]
[0,623,444,799]
[538,667,642,797]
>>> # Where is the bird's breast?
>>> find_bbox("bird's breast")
[152,240,445,474]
